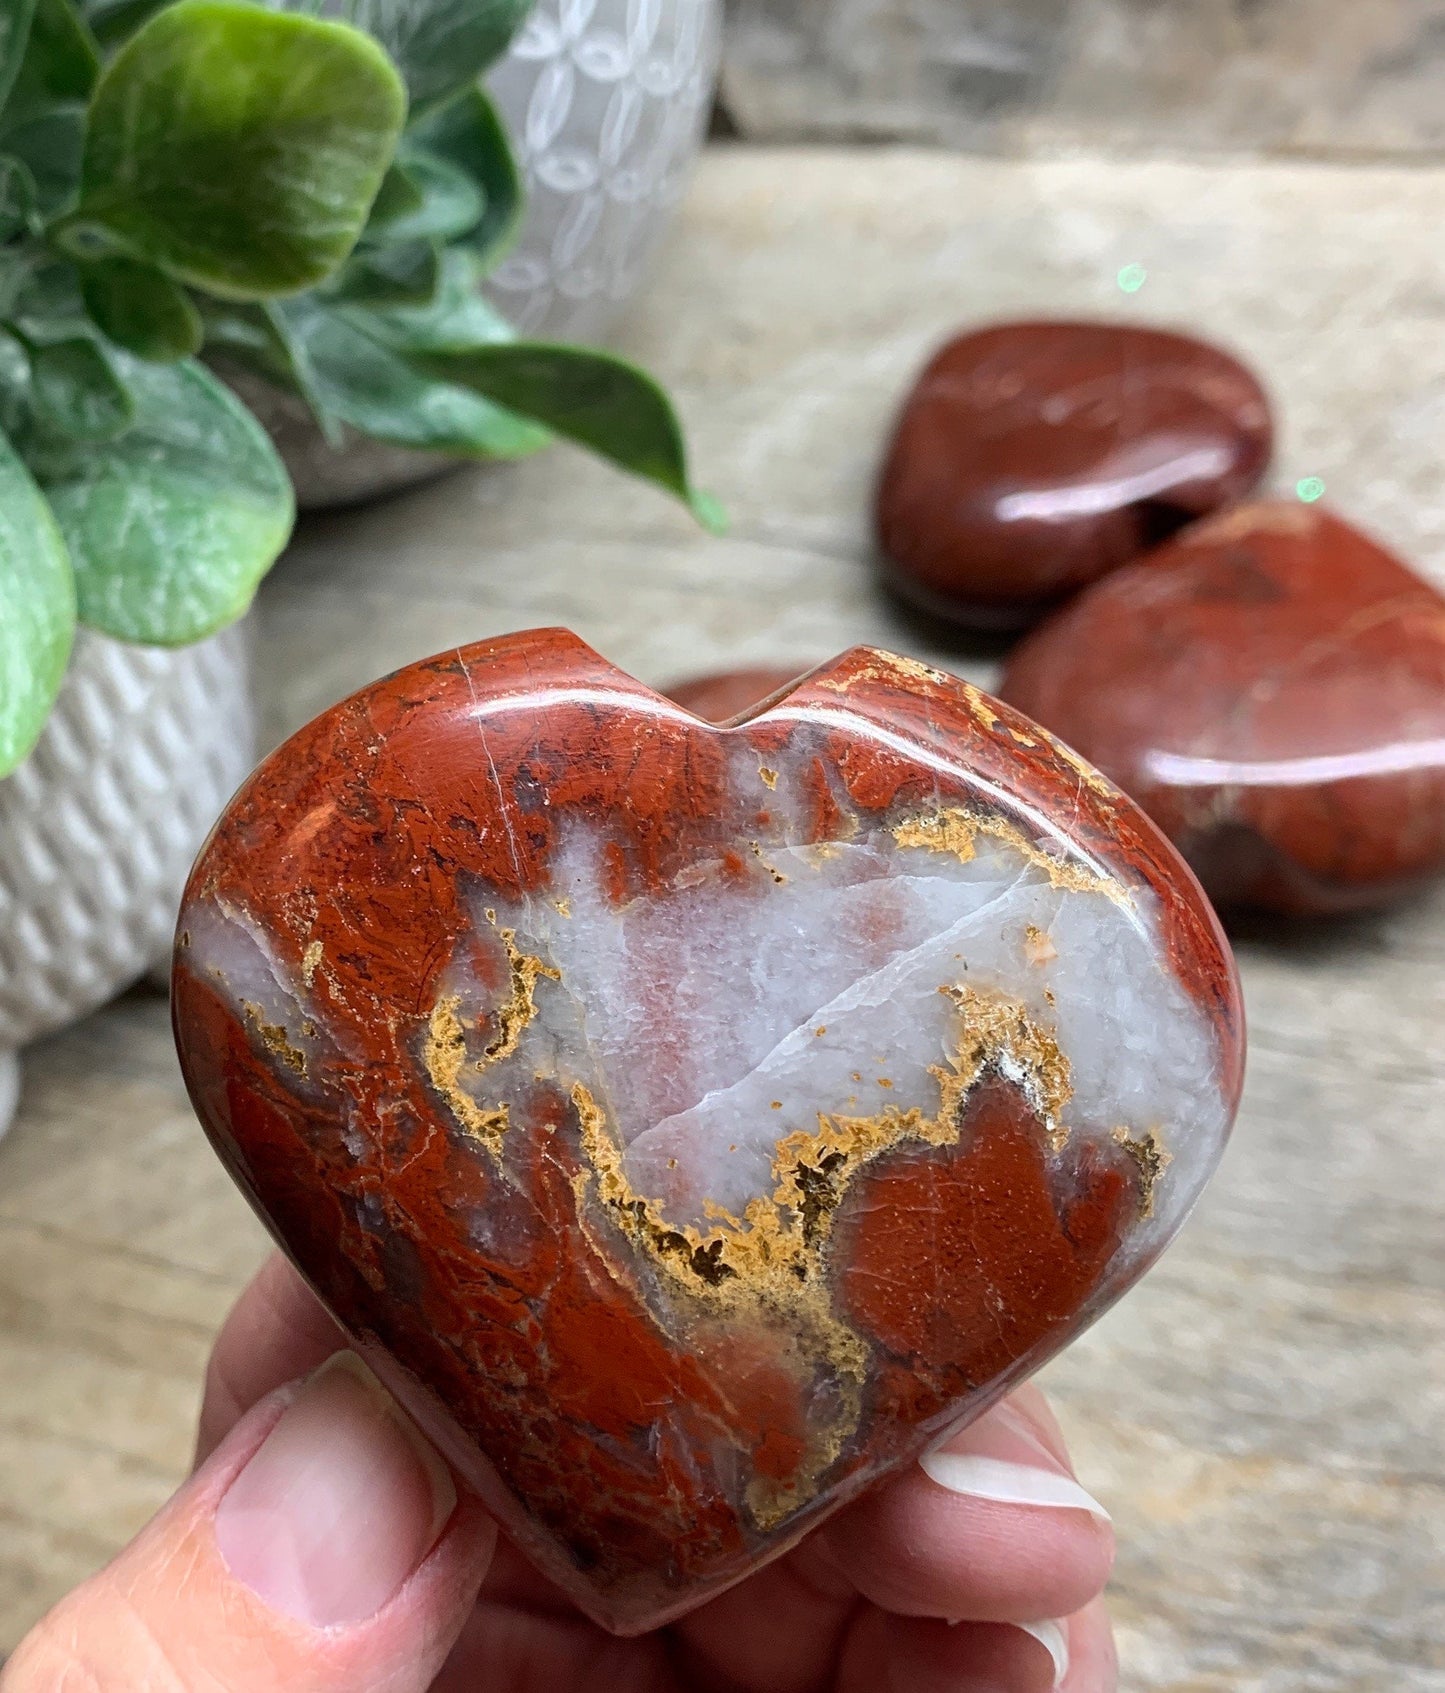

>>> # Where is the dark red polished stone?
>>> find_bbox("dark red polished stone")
[999,502,1445,914]
[172,630,1244,1633]
[664,665,811,723]
[876,320,1273,627]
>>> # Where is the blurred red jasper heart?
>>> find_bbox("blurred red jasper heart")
[173,629,1243,1633]
[876,320,1272,627]
[999,502,1445,915]
[664,665,812,723]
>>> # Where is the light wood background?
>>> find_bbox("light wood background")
[3,147,1444,1687]
[719,0,1445,160]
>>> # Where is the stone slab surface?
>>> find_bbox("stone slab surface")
[3,147,1444,1687]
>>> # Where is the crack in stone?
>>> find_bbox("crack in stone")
[629,863,1033,1154]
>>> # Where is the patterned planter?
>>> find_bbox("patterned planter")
[485,0,722,340]
[0,625,255,1138]
[246,0,723,509]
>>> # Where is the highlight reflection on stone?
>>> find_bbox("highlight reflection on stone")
[172,630,1244,1634]
[875,320,1273,627]
[999,503,1445,914]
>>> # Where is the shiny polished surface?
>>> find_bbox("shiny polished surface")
[875,321,1273,627]
[999,503,1445,914]
[664,664,811,722]
[172,629,1243,1633]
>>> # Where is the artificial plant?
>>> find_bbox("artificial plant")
[0,0,717,776]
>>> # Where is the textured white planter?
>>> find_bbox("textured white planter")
[244,0,723,510]
[485,0,723,341]
[0,623,255,1139]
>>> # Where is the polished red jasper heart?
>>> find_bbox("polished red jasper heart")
[999,502,1445,914]
[876,320,1273,627]
[172,630,1244,1633]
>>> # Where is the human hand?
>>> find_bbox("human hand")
[1,1253,1117,1692]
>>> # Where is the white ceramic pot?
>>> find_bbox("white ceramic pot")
[217,364,460,512]
[248,0,722,510]
[484,0,723,341]
[0,623,255,1138]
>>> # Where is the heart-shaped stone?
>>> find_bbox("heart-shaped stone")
[999,502,1445,914]
[172,630,1243,1634]
[875,321,1273,627]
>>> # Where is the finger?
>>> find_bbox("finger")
[430,1584,670,1692]
[840,1611,1059,1693]
[2,1354,496,1693]
[997,1380,1076,1467]
[814,1391,1115,1624]
[668,1536,858,1693]
[839,1595,1116,1693]
[973,1599,1116,1693]
[1060,1597,1118,1692]
[196,1251,344,1463]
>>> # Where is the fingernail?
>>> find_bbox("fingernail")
[920,1403,1111,1523]
[216,1351,457,1627]
[1016,1619,1070,1688]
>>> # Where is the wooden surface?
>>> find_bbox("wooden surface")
[719,0,1445,161]
[3,146,1445,1687]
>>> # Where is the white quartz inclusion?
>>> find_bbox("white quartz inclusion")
[482,823,1230,1251]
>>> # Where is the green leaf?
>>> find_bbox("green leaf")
[78,0,169,49]
[364,159,424,230]
[3,102,80,213]
[361,244,512,352]
[331,238,440,307]
[0,427,74,777]
[0,151,36,237]
[2,0,97,131]
[274,291,548,457]
[197,294,344,442]
[413,343,722,526]
[0,0,39,117]
[80,255,202,359]
[8,258,80,329]
[409,85,521,265]
[254,298,342,441]
[324,0,531,113]
[195,296,288,376]
[27,333,133,438]
[361,146,482,246]
[18,353,294,641]
[67,0,406,298]
[0,321,28,432]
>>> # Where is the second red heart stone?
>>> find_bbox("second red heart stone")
[999,503,1445,914]
[664,665,811,722]
[876,320,1273,626]
[173,630,1243,1633]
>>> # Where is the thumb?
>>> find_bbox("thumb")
[1,1352,496,1693]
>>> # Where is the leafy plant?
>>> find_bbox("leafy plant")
[0,0,716,776]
